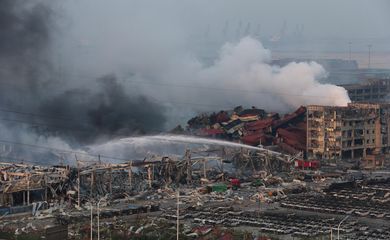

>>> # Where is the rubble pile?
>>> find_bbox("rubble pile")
[185,105,307,155]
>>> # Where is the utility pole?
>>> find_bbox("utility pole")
[27,174,30,205]
[368,44,372,69]
[77,160,80,208]
[90,202,93,240]
[330,225,333,240]
[176,190,180,240]
[185,149,192,185]
[147,165,152,188]
[75,155,81,208]
[109,164,112,195]
[221,147,226,181]
[128,161,133,190]
[97,198,103,240]
[44,175,48,203]
[91,167,95,199]
[203,159,207,179]
[337,215,349,239]
[348,41,352,61]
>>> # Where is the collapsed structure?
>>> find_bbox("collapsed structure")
[0,146,293,208]
[0,162,69,207]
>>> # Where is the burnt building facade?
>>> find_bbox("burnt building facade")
[307,103,390,165]
[341,78,390,103]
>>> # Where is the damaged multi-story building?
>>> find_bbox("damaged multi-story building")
[307,103,390,167]
[341,78,390,103]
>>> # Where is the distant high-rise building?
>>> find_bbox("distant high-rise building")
[341,78,390,103]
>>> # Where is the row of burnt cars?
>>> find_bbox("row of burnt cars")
[157,178,390,239]
[281,178,390,219]
[162,204,390,239]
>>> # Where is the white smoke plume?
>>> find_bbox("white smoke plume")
[198,37,351,109]
[130,36,351,117]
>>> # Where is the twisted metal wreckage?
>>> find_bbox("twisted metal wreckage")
[0,146,299,207]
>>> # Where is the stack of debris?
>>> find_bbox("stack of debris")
[0,162,70,207]
[186,105,307,154]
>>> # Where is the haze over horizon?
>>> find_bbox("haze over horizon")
[60,0,390,51]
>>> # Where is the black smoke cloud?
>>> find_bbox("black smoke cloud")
[0,0,52,98]
[0,1,50,56]
[39,75,166,143]
[0,1,166,147]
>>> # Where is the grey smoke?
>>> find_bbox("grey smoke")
[38,74,166,143]
[0,1,167,151]
[0,1,50,56]
[0,0,52,100]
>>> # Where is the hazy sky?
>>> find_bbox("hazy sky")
[61,0,390,42]
[53,0,390,79]
[195,0,390,39]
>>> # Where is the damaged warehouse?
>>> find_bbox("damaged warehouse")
[0,144,295,207]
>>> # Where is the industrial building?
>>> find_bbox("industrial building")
[307,103,390,168]
[341,78,390,102]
